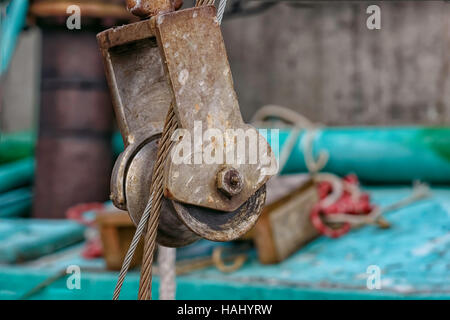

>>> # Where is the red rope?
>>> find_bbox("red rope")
[66,202,105,226]
[66,202,105,258]
[310,174,375,238]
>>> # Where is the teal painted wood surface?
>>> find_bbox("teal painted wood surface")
[269,127,450,183]
[0,158,34,193]
[0,187,32,218]
[0,0,29,75]
[0,219,85,264]
[0,186,449,299]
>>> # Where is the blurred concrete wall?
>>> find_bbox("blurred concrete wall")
[1,27,41,132]
[2,2,450,129]
[222,1,450,125]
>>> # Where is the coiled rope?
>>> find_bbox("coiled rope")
[252,104,430,234]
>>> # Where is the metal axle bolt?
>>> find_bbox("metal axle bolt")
[217,167,244,197]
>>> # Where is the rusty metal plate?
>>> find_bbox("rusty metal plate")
[97,20,172,209]
[97,12,267,243]
[97,19,171,146]
[155,6,276,212]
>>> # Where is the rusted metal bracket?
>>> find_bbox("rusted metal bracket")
[155,6,275,212]
[98,19,198,247]
[98,19,169,209]
[97,4,274,245]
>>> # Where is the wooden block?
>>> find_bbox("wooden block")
[252,174,319,264]
[96,209,143,270]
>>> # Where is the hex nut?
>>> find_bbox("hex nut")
[216,167,244,197]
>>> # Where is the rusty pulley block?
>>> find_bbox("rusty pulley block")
[97,1,276,247]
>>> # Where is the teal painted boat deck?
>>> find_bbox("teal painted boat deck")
[0,186,449,299]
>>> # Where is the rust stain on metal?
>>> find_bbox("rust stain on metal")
[164,187,174,199]
[126,0,174,18]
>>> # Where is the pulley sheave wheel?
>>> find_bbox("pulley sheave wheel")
[124,135,267,247]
